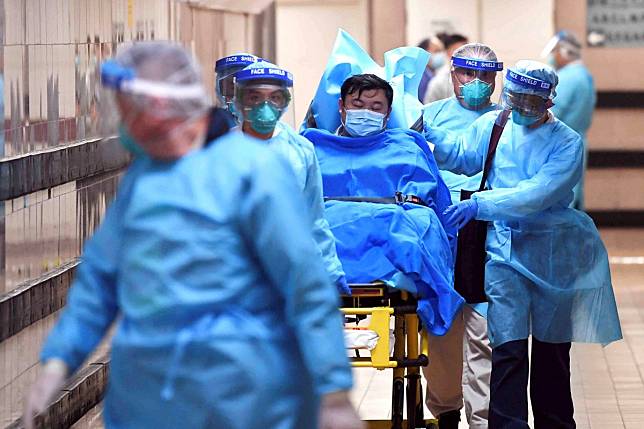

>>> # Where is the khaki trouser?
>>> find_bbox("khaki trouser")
[423,306,491,428]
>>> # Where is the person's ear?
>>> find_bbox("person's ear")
[384,107,392,123]
[545,99,554,109]
[338,98,344,114]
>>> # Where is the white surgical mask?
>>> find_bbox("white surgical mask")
[343,109,386,137]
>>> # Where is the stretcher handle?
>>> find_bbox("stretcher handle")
[396,355,429,368]
[392,305,418,315]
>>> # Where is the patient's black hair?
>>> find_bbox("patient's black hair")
[340,74,394,109]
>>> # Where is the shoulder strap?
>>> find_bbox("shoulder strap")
[478,109,510,192]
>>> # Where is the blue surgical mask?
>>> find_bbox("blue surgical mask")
[430,52,447,70]
[118,125,146,157]
[343,109,386,137]
[546,54,558,69]
[511,110,542,126]
[460,79,493,108]
[246,101,281,134]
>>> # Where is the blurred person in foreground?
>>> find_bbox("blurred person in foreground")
[542,30,596,210]
[23,41,361,429]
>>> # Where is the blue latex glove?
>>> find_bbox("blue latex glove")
[336,275,352,296]
[443,199,478,230]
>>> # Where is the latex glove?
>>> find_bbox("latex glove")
[336,275,352,296]
[319,391,364,429]
[443,199,478,230]
[23,359,68,429]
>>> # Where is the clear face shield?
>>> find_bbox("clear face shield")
[233,66,295,135]
[98,59,210,156]
[214,54,259,115]
[501,90,548,117]
[234,82,295,134]
[450,57,503,110]
[500,69,552,126]
[215,65,245,111]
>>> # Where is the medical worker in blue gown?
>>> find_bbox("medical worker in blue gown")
[542,30,596,210]
[23,42,361,429]
[422,42,502,429]
[233,60,350,295]
[425,60,622,429]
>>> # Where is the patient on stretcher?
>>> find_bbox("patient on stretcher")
[301,75,464,336]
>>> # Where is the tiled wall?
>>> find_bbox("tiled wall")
[0,0,275,294]
[0,1,276,425]
[2,0,174,158]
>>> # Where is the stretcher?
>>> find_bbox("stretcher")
[342,283,438,429]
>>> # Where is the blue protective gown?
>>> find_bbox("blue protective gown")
[40,132,352,429]
[268,122,347,293]
[302,127,463,336]
[426,110,622,347]
[423,97,498,205]
[423,97,498,317]
[551,62,596,210]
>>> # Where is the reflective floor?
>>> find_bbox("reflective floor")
[5,229,644,428]
[353,229,644,428]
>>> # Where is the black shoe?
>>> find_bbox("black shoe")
[437,410,461,429]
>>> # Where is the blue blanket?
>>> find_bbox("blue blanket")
[302,128,463,335]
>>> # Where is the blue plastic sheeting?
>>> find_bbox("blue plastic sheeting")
[302,29,428,132]
[41,131,352,428]
[303,127,463,335]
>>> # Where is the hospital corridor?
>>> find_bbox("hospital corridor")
[2,1,644,429]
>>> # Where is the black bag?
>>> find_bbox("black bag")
[454,110,510,303]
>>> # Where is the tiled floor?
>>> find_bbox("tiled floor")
[351,229,644,428]
[65,229,644,428]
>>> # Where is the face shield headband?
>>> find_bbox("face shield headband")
[505,69,552,96]
[101,60,207,102]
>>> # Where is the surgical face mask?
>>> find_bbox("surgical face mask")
[343,109,386,137]
[460,79,493,108]
[342,109,385,137]
[430,52,447,70]
[246,101,281,134]
[511,110,542,126]
[546,54,558,68]
[118,125,146,157]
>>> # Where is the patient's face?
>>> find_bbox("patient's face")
[339,89,391,125]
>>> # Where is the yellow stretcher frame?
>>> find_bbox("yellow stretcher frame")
[341,307,429,370]
[342,284,438,429]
